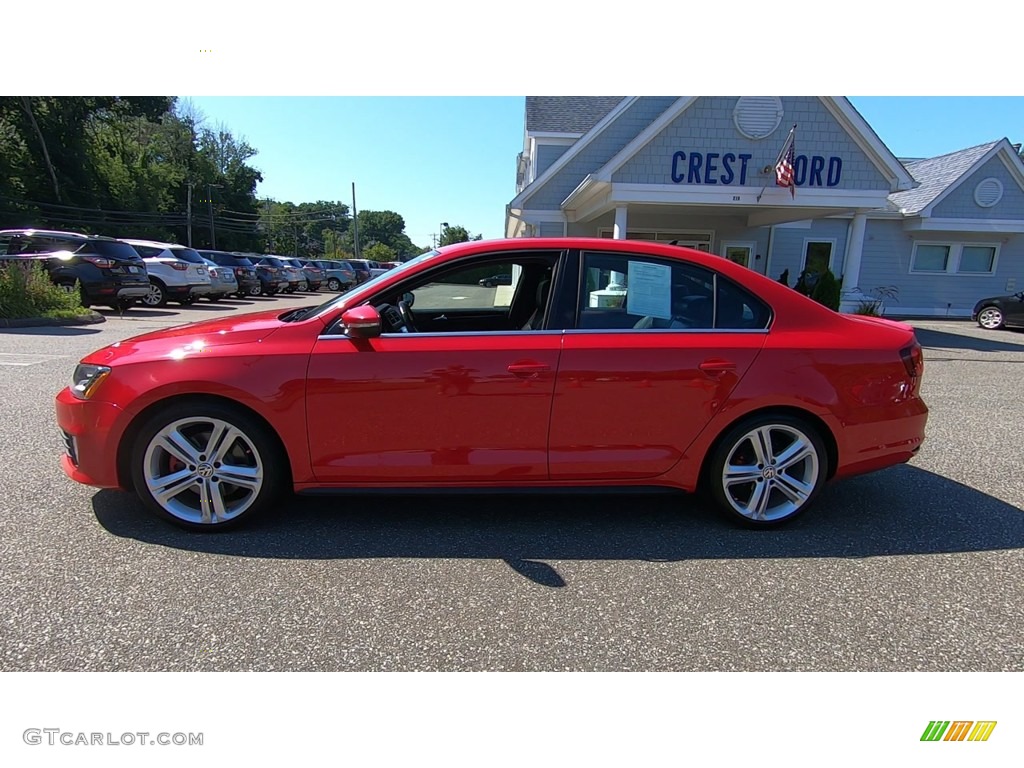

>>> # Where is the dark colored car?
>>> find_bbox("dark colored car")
[972,291,1024,330]
[56,237,928,532]
[254,256,304,294]
[0,228,149,310]
[479,273,513,287]
[198,250,261,298]
[237,254,288,296]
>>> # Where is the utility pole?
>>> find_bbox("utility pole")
[186,182,193,247]
[351,182,360,259]
[207,183,216,249]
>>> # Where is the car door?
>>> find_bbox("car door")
[547,248,771,480]
[1006,292,1024,326]
[305,250,566,483]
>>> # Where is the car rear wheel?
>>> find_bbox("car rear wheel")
[131,402,287,530]
[142,280,167,308]
[977,306,1004,330]
[248,284,261,296]
[707,414,827,528]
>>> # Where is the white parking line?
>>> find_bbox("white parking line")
[0,353,69,366]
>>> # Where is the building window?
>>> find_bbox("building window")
[911,244,950,272]
[910,242,998,275]
[721,242,755,268]
[801,240,835,276]
[959,245,997,273]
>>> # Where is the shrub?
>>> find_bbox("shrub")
[810,268,841,311]
[0,261,86,320]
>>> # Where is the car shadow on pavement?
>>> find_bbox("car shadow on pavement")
[915,327,1024,353]
[0,326,103,336]
[92,464,1024,586]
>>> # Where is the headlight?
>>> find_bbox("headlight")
[71,364,111,400]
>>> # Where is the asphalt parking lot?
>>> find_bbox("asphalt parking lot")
[1,299,1023,671]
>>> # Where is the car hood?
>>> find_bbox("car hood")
[82,308,292,366]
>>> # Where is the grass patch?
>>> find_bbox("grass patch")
[0,261,87,319]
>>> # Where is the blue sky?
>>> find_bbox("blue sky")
[183,96,1024,249]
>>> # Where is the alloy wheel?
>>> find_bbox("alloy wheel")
[142,416,265,525]
[719,423,821,523]
[978,307,1003,330]
[142,282,166,307]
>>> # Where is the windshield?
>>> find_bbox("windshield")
[291,250,441,321]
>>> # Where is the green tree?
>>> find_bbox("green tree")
[363,242,397,262]
[439,223,482,246]
[811,269,842,311]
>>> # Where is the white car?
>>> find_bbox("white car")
[122,239,213,307]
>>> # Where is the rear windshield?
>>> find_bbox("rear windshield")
[201,251,253,267]
[78,240,144,261]
[259,257,286,268]
[171,247,206,264]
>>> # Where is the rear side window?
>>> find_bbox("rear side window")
[578,251,770,330]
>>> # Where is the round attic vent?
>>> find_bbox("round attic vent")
[733,97,783,140]
[974,177,1003,208]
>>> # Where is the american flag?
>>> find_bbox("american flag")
[775,125,796,198]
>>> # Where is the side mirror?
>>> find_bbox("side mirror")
[341,305,382,339]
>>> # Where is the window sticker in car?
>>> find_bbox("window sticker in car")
[626,261,672,320]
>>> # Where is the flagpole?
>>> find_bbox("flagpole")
[756,124,797,202]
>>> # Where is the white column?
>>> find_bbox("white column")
[612,205,628,239]
[609,206,628,290]
[841,212,867,293]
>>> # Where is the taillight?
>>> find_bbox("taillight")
[900,340,923,379]
[81,254,116,269]
[234,267,245,276]
[170,262,189,271]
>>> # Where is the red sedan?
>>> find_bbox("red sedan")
[55,238,927,530]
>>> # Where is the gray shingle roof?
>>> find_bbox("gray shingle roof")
[525,97,625,134]
[888,140,1000,215]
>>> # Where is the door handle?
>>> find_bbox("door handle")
[507,362,550,378]
[698,358,736,374]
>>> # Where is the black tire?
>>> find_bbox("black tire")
[130,400,288,531]
[706,413,828,528]
[142,279,167,308]
[327,278,341,291]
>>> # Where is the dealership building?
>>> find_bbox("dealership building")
[506,97,1024,316]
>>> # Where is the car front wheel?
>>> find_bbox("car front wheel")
[130,402,287,530]
[327,278,341,291]
[706,414,827,528]
[977,306,1004,330]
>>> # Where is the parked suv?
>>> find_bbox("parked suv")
[241,254,289,296]
[197,250,260,297]
[0,228,149,309]
[254,255,305,293]
[313,259,356,292]
[122,239,213,307]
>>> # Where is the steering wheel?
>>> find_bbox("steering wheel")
[398,299,418,333]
